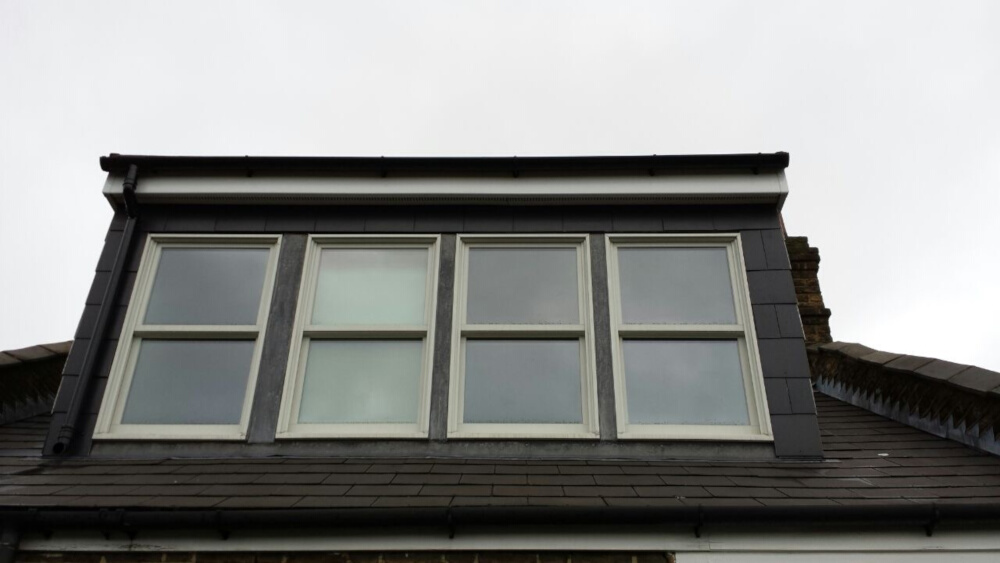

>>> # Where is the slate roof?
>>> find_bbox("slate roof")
[1,392,999,509]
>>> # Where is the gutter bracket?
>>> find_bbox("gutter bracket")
[693,505,704,538]
[925,506,940,537]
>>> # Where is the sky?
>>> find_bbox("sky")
[1,1,999,371]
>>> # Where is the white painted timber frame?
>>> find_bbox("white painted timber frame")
[276,235,439,439]
[93,234,281,440]
[448,235,599,439]
[606,234,772,441]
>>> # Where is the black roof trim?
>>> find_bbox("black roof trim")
[1,504,993,533]
[100,153,790,177]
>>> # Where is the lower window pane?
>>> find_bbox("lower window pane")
[622,340,750,426]
[464,340,582,424]
[298,340,423,424]
[122,340,254,425]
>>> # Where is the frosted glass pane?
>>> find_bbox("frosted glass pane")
[312,248,428,326]
[144,248,269,326]
[464,340,582,424]
[466,248,578,324]
[618,247,736,324]
[122,340,254,425]
[298,340,423,424]
[622,340,749,425]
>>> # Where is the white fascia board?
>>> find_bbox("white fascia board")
[103,172,787,208]
[19,527,1000,553]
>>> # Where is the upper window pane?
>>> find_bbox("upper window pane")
[144,248,269,325]
[466,248,579,324]
[617,247,736,324]
[463,339,583,424]
[311,248,428,326]
[622,340,749,425]
[121,340,255,425]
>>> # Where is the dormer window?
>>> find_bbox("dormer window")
[94,235,281,440]
[447,236,599,439]
[277,236,439,438]
[606,235,771,440]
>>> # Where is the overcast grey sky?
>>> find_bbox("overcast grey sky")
[1,1,998,370]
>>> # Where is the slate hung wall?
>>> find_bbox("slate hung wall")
[45,158,821,460]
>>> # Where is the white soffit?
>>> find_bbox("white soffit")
[104,172,789,208]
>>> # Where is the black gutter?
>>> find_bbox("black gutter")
[100,153,789,177]
[51,165,140,455]
[2,505,998,537]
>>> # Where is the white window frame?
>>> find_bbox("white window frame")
[94,234,281,440]
[606,233,772,441]
[448,235,599,439]
[276,235,439,439]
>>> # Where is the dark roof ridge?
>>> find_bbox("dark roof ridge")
[809,341,1000,456]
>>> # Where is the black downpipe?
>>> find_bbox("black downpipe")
[0,526,20,563]
[52,165,140,455]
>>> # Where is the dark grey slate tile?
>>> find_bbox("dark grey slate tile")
[786,379,817,414]
[594,475,664,486]
[564,209,613,232]
[611,209,662,232]
[633,486,711,498]
[662,207,714,231]
[764,379,792,415]
[314,209,367,232]
[372,496,452,508]
[493,485,562,497]
[758,339,811,378]
[365,210,416,232]
[747,271,797,304]
[108,213,127,231]
[760,229,791,270]
[753,305,780,339]
[526,497,606,506]
[392,474,461,485]
[774,304,804,338]
[463,209,513,232]
[525,475,595,486]
[74,305,101,339]
[420,485,491,496]
[86,272,111,305]
[414,208,464,232]
[215,213,267,233]
[451,496,528,506]
[126,237,148,272]
[741,231,767,271]
[346,485,421,496]
[564,486,636,497]
[265,209,317,233]
[715,205,781,230]
[513,208,563,232]
[61,339,89,374]
[771,414,823,458]
[294,496,376,508]
[96,231,124,272]
[459,474,526,485]
[164,211,216,232]
[116,272,137,306]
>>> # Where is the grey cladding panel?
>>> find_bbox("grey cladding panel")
[364,210,416,232]
[74,305,101,339]
[771,414,823,458]
[747,271,797,304]
[740,231,767,271]
[265,209,317,233]
[662,207,714,231]
[758,339,811,378]
[563,209,613,232]
[513,208,563,232]
[96,230,123,272]
[611,209,662,232]
[215,212,267,233]
[752,305,780,339]
[86,272,111,306]
[414,208,464,233]
[315,209,366,232]
[463,208,513,232]
[714,205,781,230]
[164,210,216,232]
[786,379,817,414]
[760,229,791,270]
[763,378,791,415]
[774,304,805,338]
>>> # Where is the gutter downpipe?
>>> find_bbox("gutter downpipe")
[2,504,998,537]
[0,525,20,563]
[52,165,140,455]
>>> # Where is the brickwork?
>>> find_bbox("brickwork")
[784,236,832,347]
